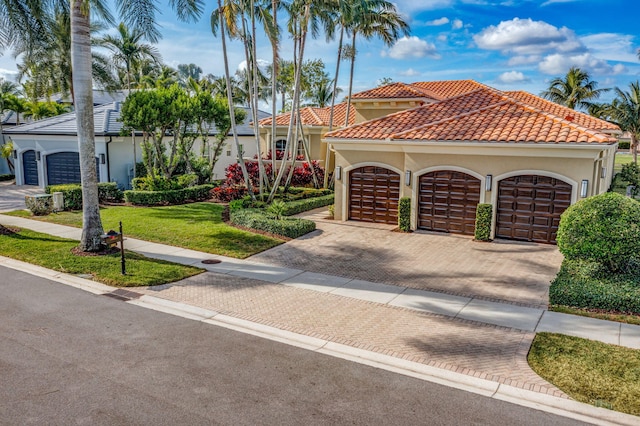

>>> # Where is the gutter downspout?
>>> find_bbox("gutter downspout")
[106,136,112,183]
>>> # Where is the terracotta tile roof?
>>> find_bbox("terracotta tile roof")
[326,88,617,145]
[505,91,620,132]
[351,79,488,101]
[258,102,356,127]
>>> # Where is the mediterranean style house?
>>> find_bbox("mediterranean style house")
[259,80,621,244]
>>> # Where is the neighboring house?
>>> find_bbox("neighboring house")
[261,80,621,244]
[4,102,268,188]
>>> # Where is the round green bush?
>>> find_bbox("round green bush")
[557,192,640,271]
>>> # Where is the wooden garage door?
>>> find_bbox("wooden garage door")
[22,150,38,186]
[418,170,480,235]
[496,175,572,244]
[349,166,400,224]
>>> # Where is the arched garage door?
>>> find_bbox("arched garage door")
[496,175,572,244]
[22,150,39,186]
[46,152,100,186]
[349,166,400,224]
[418,170,480,235]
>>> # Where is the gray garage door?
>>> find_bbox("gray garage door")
[46,152,100,186]
[22,150,39,186]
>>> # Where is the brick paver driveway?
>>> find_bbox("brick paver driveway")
[249,210,564,308]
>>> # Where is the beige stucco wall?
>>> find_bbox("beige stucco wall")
[332,142,617,234]
[353,101,426,123]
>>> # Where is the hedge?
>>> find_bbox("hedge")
[123,184,214,206]
[398,197,411,232]
[474,203,492,241]
[0,174,15,181]
[281,194,335,216]
[550,259,640,314]
[45,182,123,210]
[618,141,631,150]
[230,209,316,239]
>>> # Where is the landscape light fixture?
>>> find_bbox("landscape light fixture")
[335,166,342,181]
[405,170,411,186]
[580,179,588,198]
[485,174,492,191]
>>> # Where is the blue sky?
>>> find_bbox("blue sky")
[1,0,638,104]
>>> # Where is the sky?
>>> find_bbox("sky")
[0,0,638,105]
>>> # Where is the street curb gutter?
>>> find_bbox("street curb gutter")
[1,256,638,426]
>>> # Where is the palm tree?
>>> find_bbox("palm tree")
[304,77,341,107]
[97,22,161,91]
[343,0,409,127]
[15,9,117,102]
[612,82,640,163]
[541,66,609,110]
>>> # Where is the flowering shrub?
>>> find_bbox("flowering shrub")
[211,184,248,202]
[290,161,324,187]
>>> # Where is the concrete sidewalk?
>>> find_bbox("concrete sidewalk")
[1,213,638,350]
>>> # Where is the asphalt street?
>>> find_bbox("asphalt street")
[0,266,589,425]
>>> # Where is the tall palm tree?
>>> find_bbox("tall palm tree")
[612,81,640,163]
[343,0,409,127]
[97,22,161,91]
[541,66,609,110]
[15,9,117,102]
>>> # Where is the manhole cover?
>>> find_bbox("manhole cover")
[202,259,222,264]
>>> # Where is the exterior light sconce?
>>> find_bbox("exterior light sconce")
[36,151,41,161]
[580,179,589,198]
[405,170,411,186]
[335,166,342,181]
[601,167,607,179]
[100,153,106,164]
[12,150,17,159]
[485,174,492,191]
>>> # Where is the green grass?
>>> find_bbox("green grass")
[7,202,283,258]
[0,227,203,287]
[549,305,640,326]
[529,333,640,416]
[614,153,634,174]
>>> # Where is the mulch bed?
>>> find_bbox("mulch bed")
[0,226,19,236]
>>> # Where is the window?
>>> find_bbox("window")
[226,144,231,157]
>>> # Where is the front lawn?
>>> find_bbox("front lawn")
[529,332,640,416]
[6,202,283,258]
[0,227,202,287]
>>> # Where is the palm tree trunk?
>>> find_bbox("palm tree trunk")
[323,27,345,188]
[249,0,267,196]
[632,133,638,164]
[344,31,357,128]
[270,0,278,179]
[218,0,255,200]
[70,0,104,252]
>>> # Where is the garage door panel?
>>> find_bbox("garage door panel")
[496,175,572,244]
[418,171,480,236]
[349,166,400,225]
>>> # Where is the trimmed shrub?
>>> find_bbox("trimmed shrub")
[176,173,199,188]
[328,204,335,219]
[0,174,15,181]
[45,182,124,210]
[132,176,181,191]
[230,209,316,239]
[550,259,640,314]
[474,203,493,241]
[45,184,82,210]
[25,194,53,216]
[398,197,411,232]
[618,141,631,150]
[557,192,640,272]
[124,184,214,206]
[281,194,334,216]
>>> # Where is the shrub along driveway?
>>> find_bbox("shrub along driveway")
[249,210,564,308]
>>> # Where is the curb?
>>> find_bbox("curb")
[1,256,638,425]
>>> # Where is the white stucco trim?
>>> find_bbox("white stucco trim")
[341,162,404,222]
[410,166,487,230]
[489,170,578,240]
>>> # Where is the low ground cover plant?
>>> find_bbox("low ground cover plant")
[230,208,316,239]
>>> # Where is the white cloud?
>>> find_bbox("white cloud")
[427,17,449,26]
[399,68,421,77]
[541,0,579,5]
[538,53,625,75]
[0,68,18,81]
[392,0,453,14]
[382,36,440,60]
[580,33,638,63]
[507,55,541,66]
[474,18,584,55]
[496,71,529,84]
[437,35,448,42]
[451,19,463,30]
